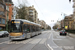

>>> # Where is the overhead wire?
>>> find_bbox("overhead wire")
[33,0,44,17]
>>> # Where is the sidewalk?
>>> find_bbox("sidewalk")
[68,33,75,38]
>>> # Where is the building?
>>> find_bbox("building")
[72,0,75,30]
[39,20,47,29]
[4,0,13,21]
[0,0,6,30]
[73,0,75,2]
[64,15,74,30]
[36,18,39,24]
[16,5,38,23]
[27,5,38,23]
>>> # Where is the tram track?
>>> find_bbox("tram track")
[15,32,48,50]
[0,32,48,50]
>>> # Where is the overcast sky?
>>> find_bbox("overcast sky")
[12,0,73,27]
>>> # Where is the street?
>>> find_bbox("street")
[0,30,75,50]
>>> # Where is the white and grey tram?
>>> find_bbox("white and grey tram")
[9,19,42,40]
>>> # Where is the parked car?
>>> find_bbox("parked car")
[60,30,67,36]
[0,31,9,37]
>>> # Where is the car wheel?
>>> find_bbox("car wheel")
[60,33,61,35]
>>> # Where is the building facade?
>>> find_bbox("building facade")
[64,15,74,30]
[0,0,6,30]
[4,0,13,21]
[39,20,47,29]
[72,0,75,30]
[27,5,38,23]
[16,5,38,23]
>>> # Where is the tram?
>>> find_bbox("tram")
[9,19,42,40]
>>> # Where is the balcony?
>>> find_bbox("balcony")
[29,13,33,15]
[0,4,4,9]
[29,10,33,12]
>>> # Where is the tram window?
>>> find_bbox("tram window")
[30,25,33,32]
[38,27,39,31]
[23,24,27,33]
[27,25,30,33]
[32,26,34,32]
[34,26,36,32]
[36,27,38,31]
[23,24,31,33]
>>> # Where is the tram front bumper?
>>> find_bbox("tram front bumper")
[9,35,25,40]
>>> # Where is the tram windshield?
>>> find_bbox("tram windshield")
[10,20,22,33]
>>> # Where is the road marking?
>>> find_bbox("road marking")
[47,44,53,50]
[39,38,47,44]
[48,34,51,39]
[52,33,63,50]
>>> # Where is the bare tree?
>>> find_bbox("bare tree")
[16,0,29,19]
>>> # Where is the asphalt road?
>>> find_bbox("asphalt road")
[0,30,75,50]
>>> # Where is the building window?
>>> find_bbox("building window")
[2,19,5,24]
[4,0,12,3]
[29,13,33,15]
[0,27,2,30]
[29,10,33,12]
[0,4,4,9]
[0,11,5,16]
[5,0,8,2]
[9,0,12,3]
[29,15,33,17]
[0,18,1,24]
[6,6,9,11]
